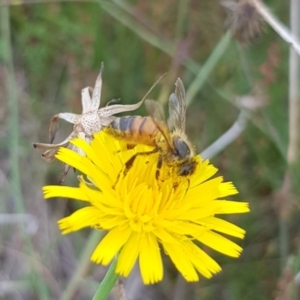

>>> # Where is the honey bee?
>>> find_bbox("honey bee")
[105,78,197,179]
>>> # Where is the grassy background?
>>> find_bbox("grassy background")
[1,0,299,299]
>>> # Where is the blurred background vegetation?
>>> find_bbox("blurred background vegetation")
[1,0,300,299]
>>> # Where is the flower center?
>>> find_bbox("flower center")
[129,215,155,233]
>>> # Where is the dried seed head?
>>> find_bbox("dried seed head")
[223,0,264,45]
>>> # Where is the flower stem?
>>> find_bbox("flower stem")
[92,258,119,300]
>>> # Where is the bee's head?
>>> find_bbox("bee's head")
[178,160,197,176]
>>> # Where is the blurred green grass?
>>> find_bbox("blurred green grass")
[1,0,299,299]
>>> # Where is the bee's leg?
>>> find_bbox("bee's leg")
[155,155,163,179]
[126,144,136,150]
[113,148,158,188]
[181,179,190,196]
[124,154,138,171]
[124,148,158,173]
[106,98,121,106]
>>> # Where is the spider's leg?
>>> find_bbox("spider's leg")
[106,98,121,106]
[90,62,104,111]
[49,113,81,143]
[59,163,71,184]
[81,87,92,113]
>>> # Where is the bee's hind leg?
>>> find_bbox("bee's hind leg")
[155,155,163,179]
[113,148,158,188]
[124,148,158,173]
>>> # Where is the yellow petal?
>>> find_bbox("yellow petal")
[175,202,222,220]
[58,206,101,234]
[159,220,206,237]
[116,232,141,277]
[197,217,246,238]
[72,138,109,171]
[196,231,243,257]
[91,226,131,265]
[139,233,163,284]
[163,240,199,282]
[55,147,90,174]
[184,177,223,204]
[79,180,123,211]
[218,182,238,197]
[183,240,221,278]
[190,159,218,187]
[43,185,88,201]
[214,200,250,214]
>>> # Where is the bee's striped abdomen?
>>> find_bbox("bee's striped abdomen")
[107,116,159,147]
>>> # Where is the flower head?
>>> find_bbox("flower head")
[43,131,249,284]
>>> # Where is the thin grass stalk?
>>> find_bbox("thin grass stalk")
[251,0,300,56]
[200,110,248,160]
[157,0,190,106]
[288,0,300,165]
[237,43,253,87]
[285,0,300,282]
[186,30,232,106]
[215,86,286,159]
[0,6,49,299]
[278,0,300,275]
[1,0,23,218]
[60,231,105,300]
[175,0,189,39]
[272,0,300,284]
[290,1,300,296]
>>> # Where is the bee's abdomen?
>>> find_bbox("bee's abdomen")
[107,116,158,146]
[117,117,134,132]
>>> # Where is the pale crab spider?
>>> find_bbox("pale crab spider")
[33,63,163,182]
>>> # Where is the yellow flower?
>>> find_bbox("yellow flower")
[43,131,249,284]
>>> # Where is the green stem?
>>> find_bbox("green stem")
[175,0,189,39]
[1,0,23,215]
[92,257,119,300]
[186,30,232,106]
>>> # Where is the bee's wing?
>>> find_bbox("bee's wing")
[168,78,186,132]
[145,99,174,150]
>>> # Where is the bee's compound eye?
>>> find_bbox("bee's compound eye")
[173,137,190,159]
